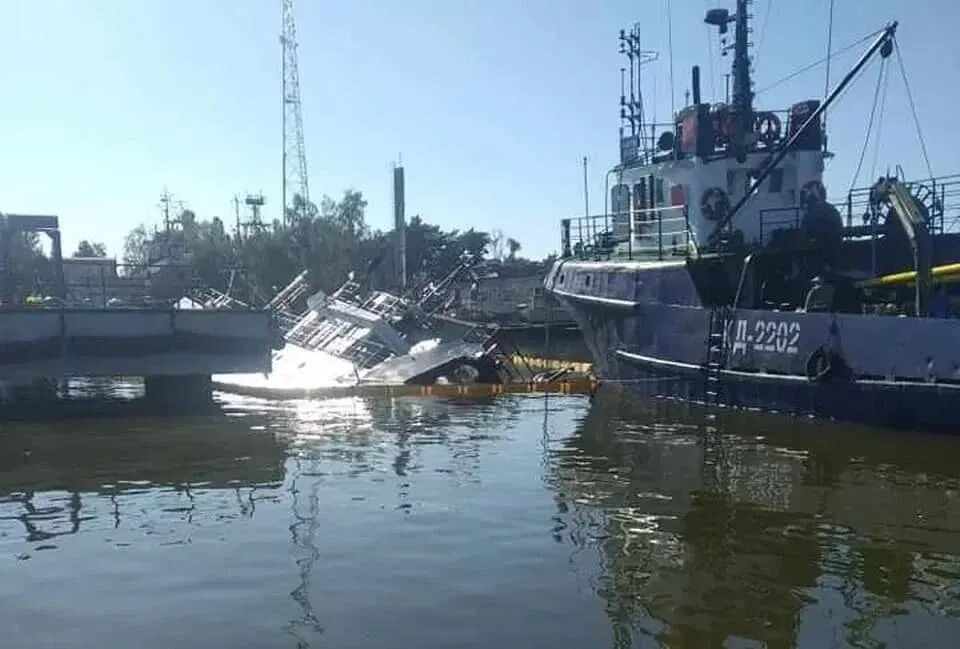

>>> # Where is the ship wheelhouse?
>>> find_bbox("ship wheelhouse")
[596,97,829,263]
[559,1,956,320]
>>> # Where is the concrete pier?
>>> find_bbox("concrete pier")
[0,307,275,408]
[145,374,214,409]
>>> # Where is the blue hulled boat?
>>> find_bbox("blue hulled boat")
[547,1,960,432]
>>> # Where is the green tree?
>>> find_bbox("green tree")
[73,240,107,258]
[120,187,547,305]
[506,237,521,260]
[122,225,149,268]
[2,231,50,300]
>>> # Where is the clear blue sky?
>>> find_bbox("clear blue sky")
[1,0,958,260]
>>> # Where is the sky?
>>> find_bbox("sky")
[1,0,958,260]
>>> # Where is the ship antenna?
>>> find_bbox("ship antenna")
[618,26,659,163]
[706,0,753,159]
[731,0,753,122]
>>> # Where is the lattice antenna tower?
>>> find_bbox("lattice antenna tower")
[281,0,310,227]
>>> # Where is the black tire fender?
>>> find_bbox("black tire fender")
[806,346,844,382]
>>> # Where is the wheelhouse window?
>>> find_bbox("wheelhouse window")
[611,183,631,240]
[633,180,647,222]
[611,184,630,215]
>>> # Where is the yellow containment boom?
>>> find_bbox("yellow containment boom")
[213,377,598,401]
[857,262,960,288]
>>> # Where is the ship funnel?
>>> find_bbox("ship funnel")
[692,66,701,105]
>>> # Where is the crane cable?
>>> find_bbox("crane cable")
[849,58,888,193]
[869,59,891,182]
[894,37,935,182]
[755,28,883,95]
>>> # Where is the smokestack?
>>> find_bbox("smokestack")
[393,164,406,291]
[692,65,701,105]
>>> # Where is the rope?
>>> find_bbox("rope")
[755,29,883,95]
[849,59,887,193]
[894,38,935,182]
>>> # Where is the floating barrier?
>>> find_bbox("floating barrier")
[507,354,593,374]
[213,377,598,401]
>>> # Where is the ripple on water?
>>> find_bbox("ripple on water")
[1,392,959,648]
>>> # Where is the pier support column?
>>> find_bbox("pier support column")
[144,374,213,411]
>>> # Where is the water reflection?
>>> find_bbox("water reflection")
[218,393,533,648]
[0,411,286,550]
[550,393,960,647]
[2,391,959,648]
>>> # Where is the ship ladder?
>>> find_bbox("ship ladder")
[704,307,730,406]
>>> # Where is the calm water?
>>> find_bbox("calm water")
[2,391,959,648]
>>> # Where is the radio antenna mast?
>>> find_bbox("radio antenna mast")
[281,0,310,227]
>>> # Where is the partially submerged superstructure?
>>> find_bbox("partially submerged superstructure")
[213,264,522,390]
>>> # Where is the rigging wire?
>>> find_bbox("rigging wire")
[869,61,890,182]
[752,0,774,73]
[893,38,935,181]
[823,0,836,131]
[755,28,883,95]
[704,0,717,100]
[667,0,676,118]
[849,59,887,193]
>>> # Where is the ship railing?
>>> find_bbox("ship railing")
[840,173,960,234]
[621,108,801,165]
[266,269,310,313]
[274,309,302,335]
[629,205,693,260]
[561,205,694,262]
[17,261,249,310]
[758,207,801,245]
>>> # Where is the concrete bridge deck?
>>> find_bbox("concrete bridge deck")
[0,307,275,406]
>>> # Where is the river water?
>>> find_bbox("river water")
[1,391,959,648]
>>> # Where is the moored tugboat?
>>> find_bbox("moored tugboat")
[546,1,960,432]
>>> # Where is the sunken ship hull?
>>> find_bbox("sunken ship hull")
[548,258,960,433]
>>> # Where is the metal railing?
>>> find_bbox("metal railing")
[4,261,217,310]
[839,174,960,234]
[758,207,801,245]
[561,205,694,261]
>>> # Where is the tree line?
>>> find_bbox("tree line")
[117,190,549,302]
